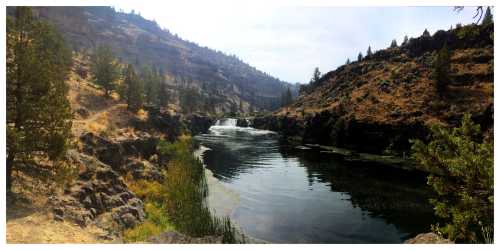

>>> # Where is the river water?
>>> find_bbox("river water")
[194,118,436,243]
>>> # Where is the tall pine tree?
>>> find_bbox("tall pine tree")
[433,43,451,95]
[90,44,120,97]
[122,64,144,112]
[7,7,73,193]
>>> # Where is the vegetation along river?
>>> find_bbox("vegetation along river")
[194,118,436,243]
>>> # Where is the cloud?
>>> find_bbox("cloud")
[117,4,481,83]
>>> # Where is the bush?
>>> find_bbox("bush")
[123,202,175,242]
[128,136,242,243]
[411,114,493,243]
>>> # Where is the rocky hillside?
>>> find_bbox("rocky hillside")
[16,6,296,112]
[253,23,493,154]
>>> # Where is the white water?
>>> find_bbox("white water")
[210,118,275,136]
[214,118,237,127]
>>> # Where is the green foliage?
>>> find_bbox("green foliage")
[142,65,162,106]
[310,67,321,84]
[345,58,350,64]
[357,52,363,61]
[423,28,431,37]
[482,7,493,26]
[432,43,451,95]
[90,44,120,96]
[366,46,373,57]
[456,24,480,40]
[280,87,293,107]
[179,87,200,114]
[123,202,175,242]
[122,64,144,112]
[411,114,493,243]
[402,35,409,45]
[390,39,398,48]
[6,7,73,192]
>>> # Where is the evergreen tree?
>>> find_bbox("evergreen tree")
[158,70,170,108]
[142,65,161,106]
[422,28,431,37]
[411,114,493,242]
[90,44,120,96]
[402,35,409,45]
[346,58,350,64]
[390,39,398,48]
[310,67,321,84]
[366,46,373,57]
[122,64,143,112]
[482,7,493,25]
[432,43,451,95]
[179,87,199,114]
[357,52,363,61]
[7,7,73,193]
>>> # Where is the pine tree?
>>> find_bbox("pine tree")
[402,35,409,45]
[7,7,73,193]
[346,58,350,64]
[411,114,493,242]
[142,65,161,106]
[432,43,451,95]
[90,44,120,96]
[390,39,398,48]
[122,64,143,112]
[310,67,321,84]
[158,70,170,108]
[357,52,363,61]
[482,7,493,25]
[422,28,431,37]
[179,87,199,114]
[366,46,373,57]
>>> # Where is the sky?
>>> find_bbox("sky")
[115,3,481,83]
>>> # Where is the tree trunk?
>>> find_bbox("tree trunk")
[6,154,14,194]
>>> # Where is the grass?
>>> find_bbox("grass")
[124,135,242,243]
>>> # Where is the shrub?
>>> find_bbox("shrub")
[411,114,493,243]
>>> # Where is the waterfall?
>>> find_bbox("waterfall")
[214,118,238,127]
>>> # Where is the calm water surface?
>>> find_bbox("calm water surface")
[194,119,436,243]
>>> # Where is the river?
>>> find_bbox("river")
[194,118,436,243]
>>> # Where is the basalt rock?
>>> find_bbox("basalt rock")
[185,114,214,135]
[51,151,144,229]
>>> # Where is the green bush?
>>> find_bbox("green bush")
[128,136,242,243]
[411,114,493,243]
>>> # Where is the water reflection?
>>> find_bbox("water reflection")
[194,126,436,243]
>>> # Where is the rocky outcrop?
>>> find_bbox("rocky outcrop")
[405,233,454,244]
[51,151,144,230]
[185,114,214,135]
[148,231,223,244]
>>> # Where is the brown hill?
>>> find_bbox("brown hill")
[253,23,493,154]
[11,6,297,113]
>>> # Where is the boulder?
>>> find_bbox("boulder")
[405,233,454,244]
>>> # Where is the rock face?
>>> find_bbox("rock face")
[185,114,214,135]
[405,233,454,244]
[51,151,145,230]
[148,231,223,244]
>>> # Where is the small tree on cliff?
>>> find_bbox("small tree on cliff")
[310,67,321,84]
[122,64,144,112]
[402,35,409,45]
[7,7,73,193]
[90,44,120,97]
[366,46,373,57]
[411,114,493,243]
[390,39,398,48]
[422,28,431,37]
[345,58,350,64]
[482,7,493,25]
[432,43,451,95]
[357,52,363,61]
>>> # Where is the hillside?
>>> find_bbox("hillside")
[20,6,296,113]
[253,23,493,154]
